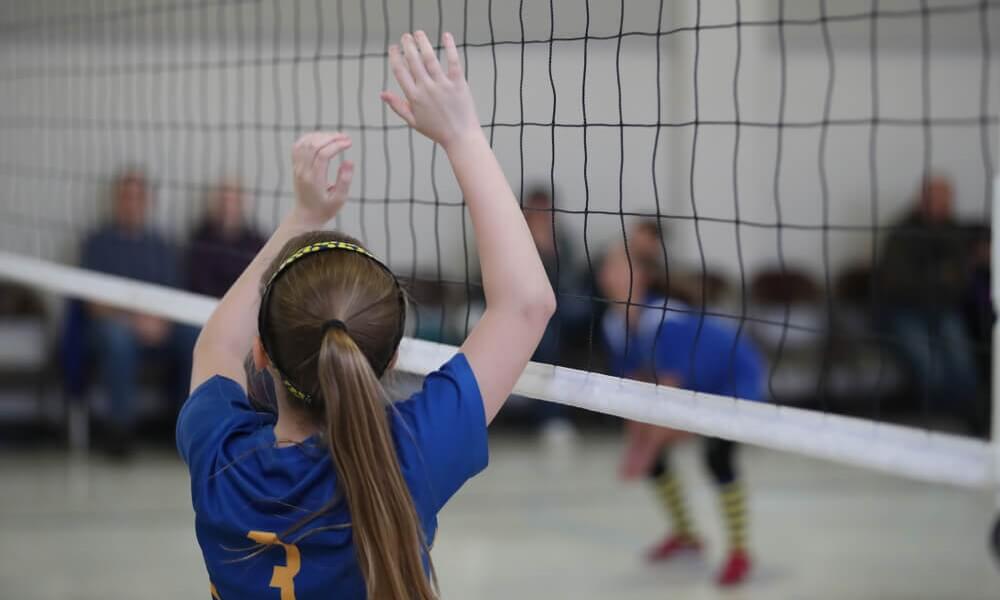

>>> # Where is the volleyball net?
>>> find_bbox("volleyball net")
[0,0,998,490]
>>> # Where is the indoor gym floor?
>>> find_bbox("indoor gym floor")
[0,435,997,600]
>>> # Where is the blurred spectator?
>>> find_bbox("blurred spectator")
[962,224,991,348]
[961,224,992,434]
[187,179,265,298]
[523,187,579,445]
[80,169,197,456]
[878,174,983,435]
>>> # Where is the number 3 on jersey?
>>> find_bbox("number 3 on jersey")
[247,530,302,600]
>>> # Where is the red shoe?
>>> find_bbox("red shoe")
[646,533,702,562]
[716,549,751,586]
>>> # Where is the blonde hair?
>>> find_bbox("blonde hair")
[259,230,435,600]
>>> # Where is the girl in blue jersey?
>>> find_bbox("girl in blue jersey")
[598,236,764,587]
[177,31,555,600]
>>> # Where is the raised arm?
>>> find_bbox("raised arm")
[381,31,556,422]
[190,133,354,392]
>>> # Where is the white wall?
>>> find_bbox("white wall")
[1,0,997,289]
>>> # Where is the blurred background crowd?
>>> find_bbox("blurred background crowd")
[0,168,993,459]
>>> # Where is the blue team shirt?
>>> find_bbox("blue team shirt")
[602,297,764,401]
[176,354,488,600]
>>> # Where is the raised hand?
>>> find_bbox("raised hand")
[291,132,354,225]
[380,31,481,151]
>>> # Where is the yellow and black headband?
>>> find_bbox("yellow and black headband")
[257,240,405,403]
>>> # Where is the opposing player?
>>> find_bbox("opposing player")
[598,232,764,587]
[177,31,555,599]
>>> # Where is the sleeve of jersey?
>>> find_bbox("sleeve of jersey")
[393,353,489,514]
[176,375,258,478]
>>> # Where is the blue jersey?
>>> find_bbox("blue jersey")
[176,354,488,600]
[602,297,764,401]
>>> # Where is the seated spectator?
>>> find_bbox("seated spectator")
[81,169,197,456]
[187,179,265,298]
[962,224,991,351]
[878,174,984,435]
[961,223,992,434]
[523,187,580,445]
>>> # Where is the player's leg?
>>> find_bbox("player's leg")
[704,438,751,586]
[88,316,140,456]
[646,450,702,561]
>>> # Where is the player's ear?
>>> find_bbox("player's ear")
[387,350,399,372]
[252,336,269,371]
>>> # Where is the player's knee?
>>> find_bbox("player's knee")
[647,456,668,480]
[704,441,737,485]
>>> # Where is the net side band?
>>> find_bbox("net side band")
[0,250,992,490]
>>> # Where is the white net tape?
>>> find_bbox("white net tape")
[0,250,993,490]
[1,0,998,495]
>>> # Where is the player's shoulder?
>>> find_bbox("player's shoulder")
[178,376,256,444]
[188,374,249,405]
[395,353,481,418]
[177,375,267,476]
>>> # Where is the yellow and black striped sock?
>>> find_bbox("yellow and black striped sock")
[718,481,748,552]
[653,473,696,539]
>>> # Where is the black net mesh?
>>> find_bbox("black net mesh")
[0,0,997,437]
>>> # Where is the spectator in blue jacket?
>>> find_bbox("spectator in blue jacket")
[81,169,197,456]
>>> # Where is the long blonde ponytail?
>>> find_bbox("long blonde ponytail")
[318,328,435,600]
[258,231,434,599]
